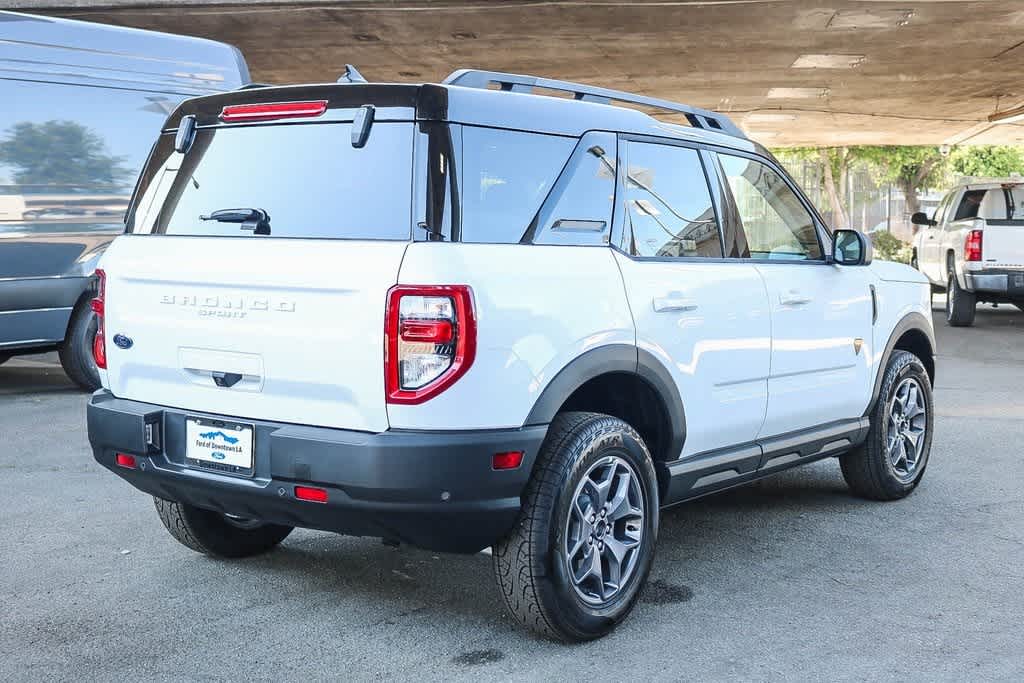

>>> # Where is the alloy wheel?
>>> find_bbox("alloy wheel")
[886,377,928,481]
[564,455,645,605]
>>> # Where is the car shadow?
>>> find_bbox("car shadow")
[188,460,877,640]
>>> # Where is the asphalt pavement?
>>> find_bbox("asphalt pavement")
[2,302,1022,681]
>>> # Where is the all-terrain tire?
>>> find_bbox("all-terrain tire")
[840,350,933,500]
[154,497,293,558]
[492,412,659,642]
[945,272,976,327]
[58,297,101,391]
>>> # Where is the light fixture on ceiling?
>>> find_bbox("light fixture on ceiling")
[791,54,866,69]
[989,105,1024,125]
[767,87,830,99]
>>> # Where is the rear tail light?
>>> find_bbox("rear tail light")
[294,486,328,503]
[114,453,136,469]
[219,100,328,123]
[492,451,524,470]
[964,229,983,262]
[385,285,476,404]
[91,268,106,369]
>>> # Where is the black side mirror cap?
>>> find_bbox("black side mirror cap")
[910,211,937,227]
[832,229,873,266]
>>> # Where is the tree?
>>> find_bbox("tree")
[776,146,855,228]
[859,146,948,218]
[950,145,1024,178]
[0,120,131,190]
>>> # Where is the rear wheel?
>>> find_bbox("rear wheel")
[58,298,101,391]
[492,412,659,642]
[154,498,293,558]
[841,350,933,500]
[1015,303,1024,313]
[945,273,976,327]
[0,354,10,366]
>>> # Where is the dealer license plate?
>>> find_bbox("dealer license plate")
[185,417,254,475]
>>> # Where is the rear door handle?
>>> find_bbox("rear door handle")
[779,290,812,306]
[653,294,698,313]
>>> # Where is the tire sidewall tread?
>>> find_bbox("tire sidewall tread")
[493,411,659,642]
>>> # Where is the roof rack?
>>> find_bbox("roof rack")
[443,69,745,139]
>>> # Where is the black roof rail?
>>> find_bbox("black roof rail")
[442,69,745,139]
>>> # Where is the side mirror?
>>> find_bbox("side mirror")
[832,229,873,266]
[911,211,937,227]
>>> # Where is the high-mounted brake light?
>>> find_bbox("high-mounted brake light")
[964,229,983,262]
[91,268,106,370]
[385,285,476,404]
[219,100,328,123]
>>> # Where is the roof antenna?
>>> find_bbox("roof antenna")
[338,64,367,84]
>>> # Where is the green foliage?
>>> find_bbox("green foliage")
[856,146,949,190]
[0,120,131,189]
[870,230,912,264]
[950,146,1024,178]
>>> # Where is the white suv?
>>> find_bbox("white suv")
[87,70,937,642]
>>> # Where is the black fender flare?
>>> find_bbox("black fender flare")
[523,344,686,462]
[866,311,936,416]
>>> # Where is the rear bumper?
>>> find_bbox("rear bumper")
[87,391,546,553]
[964,268,1024,296]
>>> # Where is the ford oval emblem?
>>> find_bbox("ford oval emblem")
[112,334,133,350]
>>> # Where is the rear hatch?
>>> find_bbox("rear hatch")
[101,85,427,432]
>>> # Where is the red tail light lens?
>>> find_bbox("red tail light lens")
[964,230,983,262]
[114,453,136,469]
[219,100,328,123]
[385,285,476,404]
[91,268,106,369]
[294,486,329,503]
[492,451,524,470]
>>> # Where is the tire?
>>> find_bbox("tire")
[1015,303,1024,313]
[945,272,976,327]
[154,497,293,558]
[0,353,10,366]
[841,350,933,501]
[58,298,101,391]
[910,251,918,270]
[492,412,659,642]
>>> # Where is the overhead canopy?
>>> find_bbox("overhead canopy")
[16,0,1024,147]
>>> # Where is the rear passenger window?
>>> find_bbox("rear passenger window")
[624,142,722,258]
[531,131,616,246]
[459,127,575,243]
[718,154,822,261]
[954,190,988,221]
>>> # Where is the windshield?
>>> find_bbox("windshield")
[128,121,415,239]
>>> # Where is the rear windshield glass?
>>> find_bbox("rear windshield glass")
[128,121,414,239]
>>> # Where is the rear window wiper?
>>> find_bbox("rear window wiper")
[200,208,271,235]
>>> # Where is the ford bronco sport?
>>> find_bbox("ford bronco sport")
[87,69,936,642]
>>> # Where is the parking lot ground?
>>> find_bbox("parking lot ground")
[2,303,1023,681]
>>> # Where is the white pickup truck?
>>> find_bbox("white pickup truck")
[912,178,1024,326]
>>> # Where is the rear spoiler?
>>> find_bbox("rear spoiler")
[162,83,448,131]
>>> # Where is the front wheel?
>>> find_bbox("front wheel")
[945,273,976,327]
[841,350,933,500]
[492,412,659,642]
[154,498,293,558]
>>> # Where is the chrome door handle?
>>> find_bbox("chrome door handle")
[779,290,812,306]
[653,294,698,313]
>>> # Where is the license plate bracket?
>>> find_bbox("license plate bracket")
[185,416,255,476]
